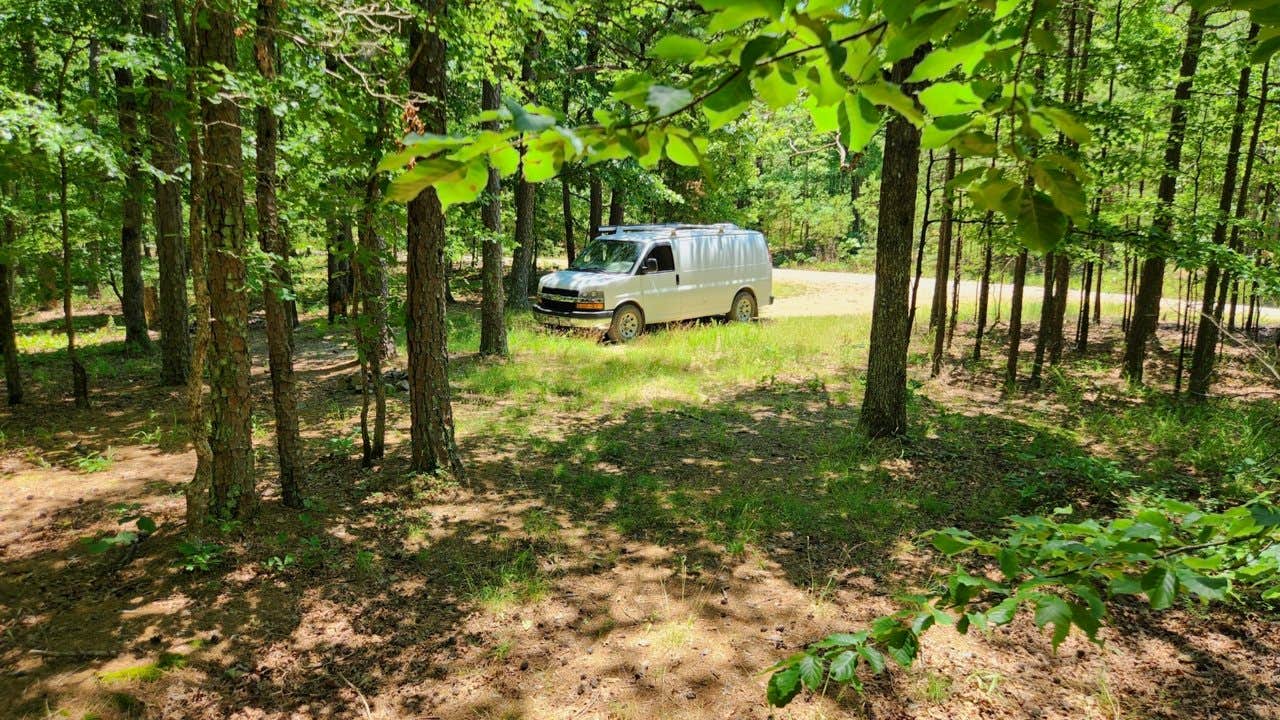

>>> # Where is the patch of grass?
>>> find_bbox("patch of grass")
[521,508,560,539]
[97,653,186,684]
[74,448,114,473]
[465,548,550,613]
[911,670,953,704]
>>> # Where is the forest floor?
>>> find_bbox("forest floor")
[2,270,1279,720]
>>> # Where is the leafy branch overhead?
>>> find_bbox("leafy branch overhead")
[379,0,1280,254]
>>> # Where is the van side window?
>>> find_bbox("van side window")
[644,244,675,272]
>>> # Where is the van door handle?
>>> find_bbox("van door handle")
[675,274,680,286]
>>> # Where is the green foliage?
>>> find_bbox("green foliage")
[83,513,156,554]
[766,496,1280,706]
[174,539,224,572]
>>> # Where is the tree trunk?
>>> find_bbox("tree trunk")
[562,168,576,264]
[479,79,508,358]
[1005,249,1029,387]
[1123,8,1207,383]
[85,40,103,300]
[1030,254,1054,386]
[356,101,391,463]
[972,218,993,361]
[507,40,540,309]
[608,187,624,225]
[199,0,255,520]
[860,50,924,438]
[907,151,935,335]
[406,0,463,476]
[930,150,956,377]
[255,0,302,508]
[589,170,604,238]
[946,201,963,350]
[1047,253,1069,365]
[0,199,18,404]
[142,0,190,385]
[327,218,352,323]
[114,63,152,353]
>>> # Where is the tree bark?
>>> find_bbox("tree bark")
[946,193,963,350]
[0,204,19,404]
[907,151,935,335]
[589,170,604,238]
[1189,39,1264,398]
[971,217,994,361]
[114,63,152,353]
[255,0,302,508]
[1123,8,1207,383]
[199,0,255,520]
[860,50,924,438]
[479,79,508,358]
[406,0,463,476]
[930,150,956,377]
[1030,253,1054,386]
[1047,253,1069,365]
[142,0,190,385]
[562,168,576,264]
[507,40,540,309]
[1005,249,1029,387]
[608,186,624,225]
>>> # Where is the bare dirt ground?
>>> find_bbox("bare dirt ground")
[2,290,1279,720]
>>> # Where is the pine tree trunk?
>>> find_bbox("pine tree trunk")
[199,0,255,520]
[355,100,391,463]
[1005,249,1029,387]
[860,50,924,438]
[85,40,103,300]
[479,79,508,358]
[142,0,191,386]
[1047,253,1070,365]
[254,0,301,508]
[1,190,21,405]
[1123,8,1207,383]
[947,207,963,350]
[406,0,463,476]
[562,165,576,264]
[114,63,152,352]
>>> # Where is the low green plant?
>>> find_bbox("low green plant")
[264,554,296,573]
[766,497,1280,707]
[83,515,156,554]
[175,540,224,572]
[74,448,115,473]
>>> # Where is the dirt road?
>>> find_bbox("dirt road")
[766,267,1280,324]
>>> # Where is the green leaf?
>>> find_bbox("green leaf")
[137,517,157,534]
[1141,565,1178,610]
[931,531,971,556]
[436,161,489,209]
[705,0,779,32]
[766,665,802,707]
[862,81,924,126]
[502,98,556,132]
[666,134,704,167]
[882,627,919,668]
[490,144,520,178]
[838,93,880,152]
[857,644,886,674]
[998,548,1021,580]
[805,95,840,133]
[828,650,857,682]
[1014,189,1068,253]
[908,42,990,82]
[651,35,706,62]
[753,66,799,109]
[918,81,983,116]
[798,654,824,690]
[1039,107,1091,144]
[1175,569,1228,601]
[1033,595,1073,650]
[703,72,754,129]
[1031,162,1086,220]
[646,85,693,116]
[386,158,469,203]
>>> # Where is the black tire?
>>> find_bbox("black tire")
[728,290,757,322]
[607,304,645,343]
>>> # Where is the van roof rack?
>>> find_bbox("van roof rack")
[598,223,741,236]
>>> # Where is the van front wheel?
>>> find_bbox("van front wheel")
[607,304,645,343]
[729,290,757,323]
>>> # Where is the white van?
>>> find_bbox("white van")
[533,223,773,342]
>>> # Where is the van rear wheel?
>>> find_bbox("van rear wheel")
[729,290,757,322]
[607,304,645,343]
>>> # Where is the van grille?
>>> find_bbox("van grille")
[540,287,579,299]
[540,298,578,312]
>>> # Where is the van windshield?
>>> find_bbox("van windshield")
[570,240,641,274]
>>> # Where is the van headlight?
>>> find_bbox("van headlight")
[575,289,605,311]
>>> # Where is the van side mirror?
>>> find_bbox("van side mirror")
[641,258,659,274]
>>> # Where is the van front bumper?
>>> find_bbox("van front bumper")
[532,305,614,330]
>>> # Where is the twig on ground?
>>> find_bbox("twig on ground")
[335,668,374,719]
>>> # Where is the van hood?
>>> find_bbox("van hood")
[538,270,625,291]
